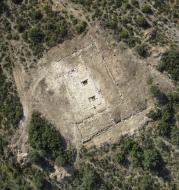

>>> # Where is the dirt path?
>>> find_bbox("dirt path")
[9,65,33,160]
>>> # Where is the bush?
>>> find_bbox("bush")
[28,150,43,164]
[12,0,23,4]
[168,92,179,105]
[171,126,179,146]
[161,103,173,120]
[120,137,136,153]
[158,46,179,82]
[136,44,149,58]
[33,171,45,190]
[136,16,150,28]
[0,0,5,13]
[130,143,144,167]
[0,136,7,155]
[157,103,174,138]
[150,85,168,105]
[80,167,103,190]
[115,150,126,164]
[120,29,129,39]
[142,5,153,14]
[115,138,143,166]
[147,109,161,121]
[158,121,172,138]
[31,44,44,57]
[17,23,26,33]
[55,155,67,167]
[150,85,160,97]
[30,10,43,21]
[76,21,87,34]
[29,27,45,44]
[138,175,157,190]
[154,0,166,8]
[131,0,139,7]
[143,147,163,171]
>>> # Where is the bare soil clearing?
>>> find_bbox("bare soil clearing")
[13,26,173,151]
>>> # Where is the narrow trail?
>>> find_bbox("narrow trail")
[9,66,33,159]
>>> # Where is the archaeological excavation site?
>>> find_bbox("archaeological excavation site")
[14,28,160,147]
[1,0,179,189]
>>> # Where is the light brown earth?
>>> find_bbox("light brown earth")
[12,26,174,155]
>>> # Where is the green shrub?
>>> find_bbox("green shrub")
[150,85,168,105]
[12,0,23,4]
[147,109,162,121]
[120,29,129,39]
[168,92,179,105]
[157,103,174,138]
[115,150,126,164]
[150,85,160,97]
[30,10,43,21]
[138,175,157,190]
[33,170,45,190]
[158,46,179,82]
[31,44,44,57]
[28,150,43,164]
[143,147,163,171]
[171,126,179,146]
[136,16,150,28]
[136,44,149,58]
[130,143,144,167]
[76,21,87,34]
[131,0,139,7]
[55,155,67,167]
[116,138,143,166]
[142,5,153,14]
[0,0,5,15]
[0,136,7,155]
[124,3,132,9]
[17,23,26,33]
[80,167,103,190]
[120,137,136,153]
[106,20,118,30]
[158,121,172,138]
[154,0,166,8]
[29,27,45,44]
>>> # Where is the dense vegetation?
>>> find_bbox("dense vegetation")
[0,67,23,131]
[71,0,178,54]
[63,131,178,190]
[0,112,74,190]
[0,157,49,190]
[28,112,68,165]
[158,46,179,82]
[148,84,179,146]
[0,0,87,61]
